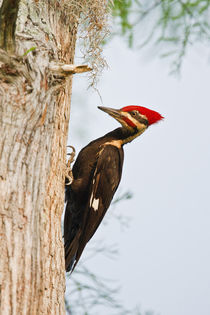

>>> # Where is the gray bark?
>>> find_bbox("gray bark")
[0,1,79,314]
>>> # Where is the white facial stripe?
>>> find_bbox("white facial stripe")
[140,114,147,120]
[135,120,147,130]
[122,112,136,125]
[122,112,147,129]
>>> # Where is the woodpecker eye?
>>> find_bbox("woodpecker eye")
[131,111,138,117]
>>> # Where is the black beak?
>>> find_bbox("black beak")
[98,106,123,120]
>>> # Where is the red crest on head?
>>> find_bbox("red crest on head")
[121,105,164,125]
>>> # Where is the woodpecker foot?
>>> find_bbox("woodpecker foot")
[66,145,76,185]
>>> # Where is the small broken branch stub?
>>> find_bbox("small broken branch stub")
[49,63,92,75]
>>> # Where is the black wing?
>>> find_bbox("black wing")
[64,179,85,271]
[64,144,124,272]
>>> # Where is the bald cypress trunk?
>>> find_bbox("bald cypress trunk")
[0,1,78,313]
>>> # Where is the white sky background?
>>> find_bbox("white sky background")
[68,38,210,315]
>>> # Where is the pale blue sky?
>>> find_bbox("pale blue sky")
[68,38,210,315]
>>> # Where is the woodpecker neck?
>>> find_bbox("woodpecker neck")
[121,127,146,145]
[102,127,146,146]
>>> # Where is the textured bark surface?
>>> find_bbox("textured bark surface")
[0,1,79,314]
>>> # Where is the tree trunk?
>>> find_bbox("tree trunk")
[0,1,79,313]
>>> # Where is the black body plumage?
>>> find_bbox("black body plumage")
[64,128,125,272]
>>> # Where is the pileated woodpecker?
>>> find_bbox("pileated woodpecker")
[64,105,163,272]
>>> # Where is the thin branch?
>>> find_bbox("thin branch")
[49,63,92,75]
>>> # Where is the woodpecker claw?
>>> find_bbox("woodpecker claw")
[66,145,76,185]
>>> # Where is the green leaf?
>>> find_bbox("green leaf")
[22,47,36,56]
